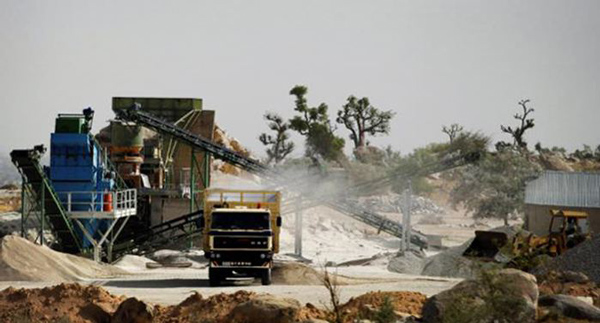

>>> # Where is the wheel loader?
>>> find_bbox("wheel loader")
[463,210,591,262]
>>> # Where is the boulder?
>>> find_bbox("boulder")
[228,294,301,323]
[111,298,154,323]
[561,271,590,284]
[538,294,600,321]
[422,269,538,323]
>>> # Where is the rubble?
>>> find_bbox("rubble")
[538,294,600,321]
[537,271,600,307]
[339,291,427,321]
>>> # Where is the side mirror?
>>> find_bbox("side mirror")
[276,216,282,227]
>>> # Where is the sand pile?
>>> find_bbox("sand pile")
[0,283,125,323]
[272,262,325,285]
[339,291,427,320]
[0,235,127,281]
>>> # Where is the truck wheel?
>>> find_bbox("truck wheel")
[261,268,272,286]
[209,268,220,287]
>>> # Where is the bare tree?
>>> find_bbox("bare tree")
[500,100,535,150]
[336,96,394,149]
[259,112,294,164]
[442,123,464,143]
[321,269,343,323]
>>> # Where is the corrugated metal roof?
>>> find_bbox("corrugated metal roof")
[525,171,600,208]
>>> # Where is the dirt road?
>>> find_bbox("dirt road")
[0,266,460,307]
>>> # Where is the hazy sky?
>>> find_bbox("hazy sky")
[1,1,599,159]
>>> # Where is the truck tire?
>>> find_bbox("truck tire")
[261,268,272,286]
[209,268,221,287]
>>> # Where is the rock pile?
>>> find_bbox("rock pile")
[357,193,444,215]
[543,235,600,284]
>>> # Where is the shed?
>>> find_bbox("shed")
[524,171,600,235]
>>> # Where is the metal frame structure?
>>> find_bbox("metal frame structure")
[20,180,47,245]
[57,189,138,262]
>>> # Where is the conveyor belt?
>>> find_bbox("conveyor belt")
[10,148,82,253]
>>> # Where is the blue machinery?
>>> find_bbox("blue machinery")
[12,109,136,261]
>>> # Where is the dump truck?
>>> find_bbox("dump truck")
[202,189,282,286]
[463,209,591,262]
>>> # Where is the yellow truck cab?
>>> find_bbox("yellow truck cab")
[203,189,281,286]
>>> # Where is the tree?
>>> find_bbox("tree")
[259,112,294,164]
[500,100,535,150]
[450,150,541,225]
[335,96,394,149]
[442,123,464,143]
[288,85,345,161]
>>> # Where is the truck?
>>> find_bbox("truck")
[202,189,282,286]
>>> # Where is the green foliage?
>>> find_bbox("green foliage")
[572,144,596,160]
[373,296,396,323]
[450,149,541,224]
[288,85,345,161]
[336,96,394,149]
[443,269,531,323]
[384,131,489,196]
[259,112,294,164]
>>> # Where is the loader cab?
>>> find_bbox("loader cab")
[547,210,589,255]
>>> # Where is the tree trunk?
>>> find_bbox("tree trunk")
[357,131,366,148]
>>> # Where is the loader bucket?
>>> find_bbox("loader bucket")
[462,231,509,260]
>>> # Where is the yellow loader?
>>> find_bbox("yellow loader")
[463,210,590,261]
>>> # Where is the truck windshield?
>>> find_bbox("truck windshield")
[211,212,271,230]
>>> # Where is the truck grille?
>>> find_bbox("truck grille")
[213,237,269,249]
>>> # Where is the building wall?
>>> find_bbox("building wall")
[525,204,600,236]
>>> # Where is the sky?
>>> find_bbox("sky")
[1,1,599,159]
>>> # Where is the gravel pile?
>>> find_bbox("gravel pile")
[357,193,444,215]
[544,235,600,284]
